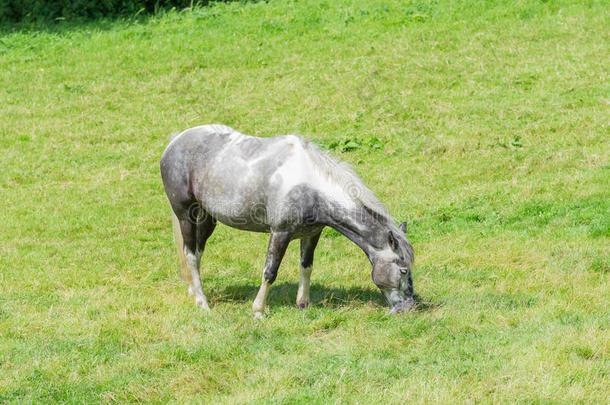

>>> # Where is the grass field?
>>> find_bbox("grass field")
[0,0,608,402]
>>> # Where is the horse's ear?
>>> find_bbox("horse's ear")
[399,221,407,234]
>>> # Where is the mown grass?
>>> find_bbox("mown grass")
[0,0,608,403]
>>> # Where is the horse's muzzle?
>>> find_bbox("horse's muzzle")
[389,296,415,314]
[382,288,415,314]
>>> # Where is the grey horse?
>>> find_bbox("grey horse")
[160,125,414,318]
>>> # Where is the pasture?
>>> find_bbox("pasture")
[0,0,608,402]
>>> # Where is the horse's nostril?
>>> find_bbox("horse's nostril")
[400,268,408,274]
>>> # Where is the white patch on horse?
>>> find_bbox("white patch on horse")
[275,137,358,209]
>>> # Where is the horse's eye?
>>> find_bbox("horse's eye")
[399,268,408,275]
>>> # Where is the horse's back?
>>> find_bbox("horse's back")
[160,125,305,230]
[162,124,237,166]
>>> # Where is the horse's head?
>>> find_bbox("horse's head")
[371,221,415,313]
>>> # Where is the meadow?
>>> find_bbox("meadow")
[0,0,608,402]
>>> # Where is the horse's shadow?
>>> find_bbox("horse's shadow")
[211,281,438,312]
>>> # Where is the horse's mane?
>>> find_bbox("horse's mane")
[299,136,390,219]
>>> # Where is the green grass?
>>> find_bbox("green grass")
[0,0,608,402]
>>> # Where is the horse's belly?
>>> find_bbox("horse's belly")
[212,210,272,233]
[197,190,271,233]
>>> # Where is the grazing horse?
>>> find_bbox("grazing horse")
[160,125,414,318]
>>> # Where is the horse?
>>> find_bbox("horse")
[160,124,415,318]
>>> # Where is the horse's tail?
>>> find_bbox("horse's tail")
[166,132,190,282]
[171,209,192,283]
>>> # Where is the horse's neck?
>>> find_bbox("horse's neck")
[324,204,387,261]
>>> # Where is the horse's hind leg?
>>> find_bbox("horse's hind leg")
[297,231,322,309]
[178,209,216,311]
[252,230,291,319]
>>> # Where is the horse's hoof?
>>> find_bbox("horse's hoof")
[253,311,264,320]
[297,301,309,309]
[195,297,211,311]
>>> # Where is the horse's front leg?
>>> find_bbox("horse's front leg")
[297,231,322,309]
[252,230,291,319]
